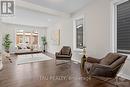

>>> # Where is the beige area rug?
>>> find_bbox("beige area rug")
[16,53,53,65]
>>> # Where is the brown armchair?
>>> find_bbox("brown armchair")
[85,53,127,78]
[55,46,72,63]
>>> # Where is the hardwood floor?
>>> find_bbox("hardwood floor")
[0,53,130,87]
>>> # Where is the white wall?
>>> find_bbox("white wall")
[1,7,60,27]
[0,23,16,52]
[0,19,2,53]
[72,0,111,62]
[47,17,73,54]
[72,0,130,80]
[0,7,51,52]
[47,0,112,61]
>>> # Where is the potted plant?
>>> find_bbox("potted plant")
[2,34,12,53]
[41,36,47,52]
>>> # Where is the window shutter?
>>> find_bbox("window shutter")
[117,1,130,53]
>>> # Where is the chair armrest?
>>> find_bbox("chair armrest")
[56,52,60,54]
[92,64,111,70]
[90,64,112,76]
[69,53,72,57]
[87,57,101,63]
[55,52,59,56]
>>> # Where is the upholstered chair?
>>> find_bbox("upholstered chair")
[85,53,127,83]
[55,46,72,64]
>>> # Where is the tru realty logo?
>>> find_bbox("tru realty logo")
[0,0,15,16]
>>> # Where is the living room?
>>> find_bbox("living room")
[0,0,130,87]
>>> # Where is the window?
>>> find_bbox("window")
[76,21,83,49]
[73,17,84,51]
[117,1,130,53]
[16,31,38,47]
[16,32,24,44]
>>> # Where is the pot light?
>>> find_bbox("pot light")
[48,0,64,3]
[48,19,52,22]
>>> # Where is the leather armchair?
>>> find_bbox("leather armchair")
[55,46,72,60]
[85,53,127,78]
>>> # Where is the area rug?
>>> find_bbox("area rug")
[16,53,53,65]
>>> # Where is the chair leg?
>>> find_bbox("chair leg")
[70,60,71,63]
[115,76,119,87]
[55,59,57,64]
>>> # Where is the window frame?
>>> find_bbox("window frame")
[73,16,85,51]
[111,0,129,53]
[15,30,39,47]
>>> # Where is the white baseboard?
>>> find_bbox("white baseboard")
[117,73,130,80]
[71,58,81,63]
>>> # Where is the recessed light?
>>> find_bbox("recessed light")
[48,19,52,22]
[49,0,64,3]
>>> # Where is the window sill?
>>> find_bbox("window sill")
[118,53,130,60]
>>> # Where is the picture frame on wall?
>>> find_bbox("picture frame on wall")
[51,29,60,45]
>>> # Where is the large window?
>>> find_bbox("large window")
[76,21,83,49]
[16,31,38,47]
[117,1,130,53]
[73,17,84,51]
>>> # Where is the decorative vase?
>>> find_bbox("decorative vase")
[81,55,86,69]
[80,46,87,69]
[43,50,45,52]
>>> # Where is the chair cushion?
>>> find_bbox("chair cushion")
[61,48,70,55]
[100,53,120,65]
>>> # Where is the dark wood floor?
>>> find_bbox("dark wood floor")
[0,53,130,87]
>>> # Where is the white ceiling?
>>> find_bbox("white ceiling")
[22,0,90,13]
[1,0,90,27]
[1,7,60,27]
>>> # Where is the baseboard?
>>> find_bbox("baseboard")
[117,73,130,80]
[72,58,81,63]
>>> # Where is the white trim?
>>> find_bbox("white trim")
[16,0,70,17]
[14,28,17,48]
[111,0,129,52]
[0,34,2,53]
[72,58,81,63]
[112,0,128,5]
[118,73,130,80]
